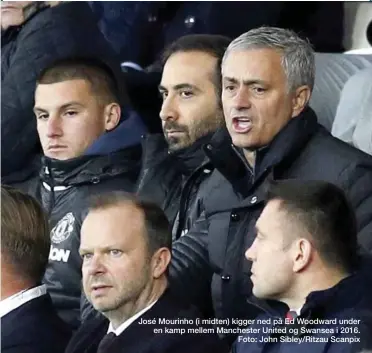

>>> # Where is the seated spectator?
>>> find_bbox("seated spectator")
[136,34,230,316]
[66,192,228,353]
[5,57,142,330]
[233,180,372,353]
[332,67,372,155]
[169,27,372,345]
[81,34,229,323]
[138,34,229,241]
[1,186,71,353]
[1,1,126,179]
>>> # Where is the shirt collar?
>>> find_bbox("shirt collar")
[107,299,158,336]
[0,284,47,318]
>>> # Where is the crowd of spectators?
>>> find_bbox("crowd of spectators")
[1,2,372,353]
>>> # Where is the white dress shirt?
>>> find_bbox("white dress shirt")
[107,300,158,336]
[0,284,47,318]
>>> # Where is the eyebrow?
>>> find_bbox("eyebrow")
[158,83,200,92]
[223,76,267,87]
[33,102,84,114]
[33,107,48,114]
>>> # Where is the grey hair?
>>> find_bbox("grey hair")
[222,27,315,93]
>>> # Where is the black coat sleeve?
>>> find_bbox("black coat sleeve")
[1,22,49,176]
[169,211,214,317]
[340,161,372,252]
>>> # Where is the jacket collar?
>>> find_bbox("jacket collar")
[247,272,368,319]
[83,110,146,156]
[40,145,141,187]
[204,107,319,190]
[143,132,212,177]
[170,133,212,176]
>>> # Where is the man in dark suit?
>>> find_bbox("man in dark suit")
[1,186,71,353]
[66,192,228,353]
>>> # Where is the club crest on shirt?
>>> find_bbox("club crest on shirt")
[51,212,75,244]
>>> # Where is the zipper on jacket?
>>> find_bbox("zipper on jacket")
[231,145,255,180]
[174,162,210,240]
[44,162,56,216]
[135,135,149,192]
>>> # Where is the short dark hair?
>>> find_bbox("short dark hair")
[37,57,124,106]
[266,180,359,273]
[162,34,231,96]
[88,192,172,255]
[1,186,50,283]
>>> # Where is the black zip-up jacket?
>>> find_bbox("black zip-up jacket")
[11,145,141,330]
[169,107,372,343]
[137,133,213,236]
[136,133,215,316]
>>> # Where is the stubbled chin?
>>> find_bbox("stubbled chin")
[231,134,253,148]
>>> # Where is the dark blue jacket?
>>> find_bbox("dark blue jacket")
[1,292,71,353]
[232,273,372,353]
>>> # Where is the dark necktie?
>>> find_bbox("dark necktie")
[97,332,117,353]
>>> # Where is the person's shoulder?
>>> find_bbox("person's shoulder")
[1,294,71,349]
[151,289,203,318]
[330,308,372,353]
[66,314,107,353]
[76,147,142,191]
[2,156,42,190]
[7,293,68,326]
[143,291,229,352]
[347,66,372,86]
[307,126,372,165]
[20,2,95,36]
[31,2,91,23]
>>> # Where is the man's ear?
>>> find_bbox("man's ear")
[104,103,121,131]
[292,238,313,273]
[151,248,171,279]
[291,85,311,118]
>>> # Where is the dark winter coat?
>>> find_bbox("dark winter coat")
[1,293,71,353]
[169,107,372,343]
[137,133,215,317]
[8,135,141,330]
